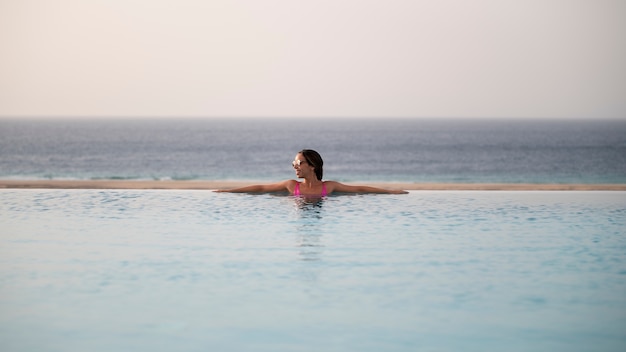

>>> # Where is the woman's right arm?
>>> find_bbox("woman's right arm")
[214,180,294,193]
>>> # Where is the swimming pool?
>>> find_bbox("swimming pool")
[1,190,625,351]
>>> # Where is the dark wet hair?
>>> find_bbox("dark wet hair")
[299,149,323,181]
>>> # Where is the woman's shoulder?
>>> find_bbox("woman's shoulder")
[321,180,342,191]
[284,179,299,191]
[260,179,298,192]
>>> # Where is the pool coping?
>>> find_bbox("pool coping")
[1,180,625,191]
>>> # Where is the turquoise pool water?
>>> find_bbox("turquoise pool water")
[1,190,625,351]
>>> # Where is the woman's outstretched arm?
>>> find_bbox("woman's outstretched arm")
[325,181,408,194]
[214,180,294,193]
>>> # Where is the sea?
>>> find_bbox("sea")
[1,117,625,183]
[1,118,626,352]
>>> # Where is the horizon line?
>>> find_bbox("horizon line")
[2,115,625,121]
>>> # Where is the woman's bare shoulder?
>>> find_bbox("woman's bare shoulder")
[323,180,349,192]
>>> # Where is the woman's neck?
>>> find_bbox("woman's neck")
[301,177,322,188]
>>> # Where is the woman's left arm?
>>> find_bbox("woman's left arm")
[325,181,408,194]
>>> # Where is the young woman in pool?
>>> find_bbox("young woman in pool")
[216,149,408,195]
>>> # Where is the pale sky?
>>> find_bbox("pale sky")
[1,0,625,119]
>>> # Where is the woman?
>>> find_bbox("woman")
[215,149,407,195]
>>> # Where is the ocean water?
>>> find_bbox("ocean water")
[1,190,625,352]
[1,118,625,183]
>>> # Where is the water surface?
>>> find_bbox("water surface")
[1,118,625,183]
[1,190,625,351]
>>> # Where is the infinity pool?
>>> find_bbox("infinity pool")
[1,190,625,351]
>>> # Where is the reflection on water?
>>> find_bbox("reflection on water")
[292,196,325,262]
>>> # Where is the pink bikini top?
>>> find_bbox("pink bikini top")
[294,182,328,197]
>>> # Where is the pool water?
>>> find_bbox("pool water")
[1,190,625,351]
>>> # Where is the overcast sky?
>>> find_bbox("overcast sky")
[1,0,624,119]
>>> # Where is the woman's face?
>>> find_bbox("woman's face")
[293,153,314,179]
